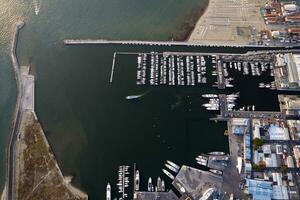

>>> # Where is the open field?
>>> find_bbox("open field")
[14,111,88,200]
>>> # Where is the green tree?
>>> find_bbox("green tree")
[253,164,261,171]
[253,138,264,150]
[280,165,288,174]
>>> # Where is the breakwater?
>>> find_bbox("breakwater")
[6,21,25,200]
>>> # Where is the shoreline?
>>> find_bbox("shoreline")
[185,0,211,42]
[187,0,267,45]
[14,111,88,200]
[2,21,88,199]
[171,0,209,41]
[2,21,25,200]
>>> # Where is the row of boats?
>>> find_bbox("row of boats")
[117,165,130,199]
[239,105,256,111]
[146,177,166,192]
[258,81,276,90]
[135,169,166,193]
[196,151,229,176]
[202,93,239,111]
[106,165,130,200]
[162,160,180,181]
[136,52,208,86]
[223,61,274,77]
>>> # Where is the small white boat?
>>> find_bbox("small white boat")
[209,169,223,176]
[162,169,175,180]
[165,163,178,173]
[209,151,225,156]
[166,160,180,171]
[106,183,111,200]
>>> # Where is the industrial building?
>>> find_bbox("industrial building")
[279,95,300,116]
[274,53,300,90]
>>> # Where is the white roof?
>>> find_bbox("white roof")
[232,118,249,126]
[262,145,271,154]
[237,157,243,174]
[268,124,289,140]
[276,54,286,66]
[271,31,280,38]
[293,54,300,84]
[272,173,283,186]
[266,154,278,167]
[287,156,295,168]
[284,4,297,12]
[253,125,261,139]
[272,185,289,200]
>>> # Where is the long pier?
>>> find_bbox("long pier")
[64,39,245,47]
[63,39,300,49]
[212,94,285,122]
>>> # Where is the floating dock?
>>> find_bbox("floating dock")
[110,52,116,83]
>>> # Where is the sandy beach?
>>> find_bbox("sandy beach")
[188,0,267,45]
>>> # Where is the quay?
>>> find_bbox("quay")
[172,165,223,199]
[212,110,284,122]
[135,191,178,200]
[211,94,284,122]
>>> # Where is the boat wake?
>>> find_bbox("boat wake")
[33,0,42,15]
[126,90,151,100]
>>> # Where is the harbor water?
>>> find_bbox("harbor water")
[0,0,292,200]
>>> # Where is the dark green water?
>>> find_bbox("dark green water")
[0,0,289,199]
[1,0,213,199]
